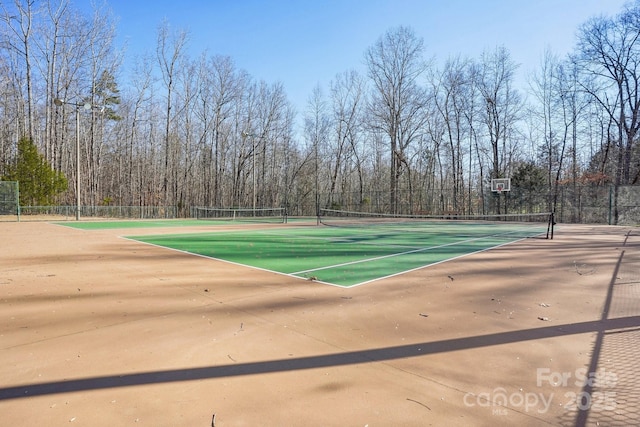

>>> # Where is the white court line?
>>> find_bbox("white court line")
[289,230,532,276]
[119,235,353,288]
[124,225,544,288]
[234,227,430,250]
[348,235,535,287]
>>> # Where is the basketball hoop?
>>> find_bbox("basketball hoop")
[491,178,511,194]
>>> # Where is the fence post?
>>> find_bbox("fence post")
[608,185,613,225]
[16,181,21,222]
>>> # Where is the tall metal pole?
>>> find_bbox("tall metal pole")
[55,98,101,221]
[253,135,256,213]
[315,137,319,224]
[75,106,80,220]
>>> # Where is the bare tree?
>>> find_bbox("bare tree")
[0,0,35,140]
[330,70,366,203]
[304,84,331,214]
[530,49,592,215]
[462,61,485,214]
[529,50,564,199]
[478,46,522,179]
[430,56,475,212]
[84,4,120,206]
[156,20,188,208]
[254,81,287,208]
[1,1,636,221]
[35,0,70,167]
[575,3,640,222]
[477,46,522,213]
[119,54,156,207]
[195,55,243,207]
[365,26,429,214]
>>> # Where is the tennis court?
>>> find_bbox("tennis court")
[2,217,639,426]
[126,213,553,287]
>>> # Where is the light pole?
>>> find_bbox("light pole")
[54,98,94,220]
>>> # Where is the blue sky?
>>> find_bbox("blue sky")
[87,0,627,114]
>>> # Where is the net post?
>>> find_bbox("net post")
[16,181,20,222]
[546,212,555,240]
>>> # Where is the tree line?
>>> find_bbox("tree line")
[1,0,639,222]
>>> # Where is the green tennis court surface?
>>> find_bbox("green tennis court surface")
[127,220,550,287]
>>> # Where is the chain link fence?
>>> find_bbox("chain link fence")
[4,183,639,225]
[0,181,19,221]
[299,184,640,225]
[15,205,177,221]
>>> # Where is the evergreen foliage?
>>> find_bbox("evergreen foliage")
[2,137,68,206]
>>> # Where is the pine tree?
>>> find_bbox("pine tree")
[2,137,68,206]
[94,70,122,121]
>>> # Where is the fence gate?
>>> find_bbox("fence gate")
[0,181,19,221]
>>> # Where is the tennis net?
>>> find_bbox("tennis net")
[193,207,287,223]
[318,209,555,239]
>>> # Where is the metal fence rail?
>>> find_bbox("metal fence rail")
[307,185,640,225]
[16,205,177,221]
[7,185,639,225]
